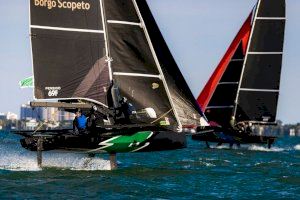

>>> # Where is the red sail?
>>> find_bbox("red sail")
[197,13,252,110]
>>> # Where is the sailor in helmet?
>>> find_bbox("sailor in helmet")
[118,97,136,124]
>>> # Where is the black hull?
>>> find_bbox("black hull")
[192,127,276,148]
[17,129,186,153]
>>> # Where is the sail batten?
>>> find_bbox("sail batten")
[239,88,280,92]
[30,25,105,33]
[113,72,161,78]
[256,17,286,20]
[107,20,142,26]
[248,52,283,54]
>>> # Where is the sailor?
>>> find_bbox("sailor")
[118,97,136,124]
[87,105,105,133]
[87,106,98,130]
[235,121,247,134]
[73,110,87,134]
[245,122,252,135]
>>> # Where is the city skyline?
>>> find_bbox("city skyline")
[0,0,300,124]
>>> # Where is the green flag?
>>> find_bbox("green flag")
[19,76,33,88]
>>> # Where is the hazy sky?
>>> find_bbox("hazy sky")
[0,0,299,124]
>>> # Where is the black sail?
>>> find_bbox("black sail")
[206,44,245,127]
[103,0,179,128]
[234,0,286,123]
[197,11,253,128]
[102,0,205,127]
[31,0,204,129]
[135,0,206,127]
[31,0,110,106]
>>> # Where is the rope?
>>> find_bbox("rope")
[150,109,173,124]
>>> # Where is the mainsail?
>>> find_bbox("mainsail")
[31,0,110,106]
[30,0,204,129]
[198,0,285,126]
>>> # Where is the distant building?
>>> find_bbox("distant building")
[20,104,74,122]
[0,113,6,121]
[59,110,74,121]
[25,119,39,130]
[290,129,296,136]
[20,104,43,121]
[6,112,18,120]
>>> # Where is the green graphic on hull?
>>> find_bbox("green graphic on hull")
[91,131,154,153]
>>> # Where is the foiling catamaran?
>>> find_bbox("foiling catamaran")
[192,0,286,148]
[14,0,208,168]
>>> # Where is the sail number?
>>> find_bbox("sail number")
[34,0,91,11]
[45,87,61,97]
[48,90,59,97]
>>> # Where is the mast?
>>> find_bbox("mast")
[100,0,112,81]
[233,0,286,124]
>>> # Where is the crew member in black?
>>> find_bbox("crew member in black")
[87,105,105,134]
[116,97,136,124]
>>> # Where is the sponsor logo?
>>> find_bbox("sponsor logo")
[34,0,91,11]
[262,116,271,122]
[45,87,61,97]
[152,83,160,90]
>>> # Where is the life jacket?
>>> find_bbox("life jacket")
[77,115,87,129]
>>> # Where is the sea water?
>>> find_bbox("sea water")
[0,131,299,199]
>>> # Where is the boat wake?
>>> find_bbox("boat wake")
[294,144,300,150]
[247,145,284,152]
[210,144,286,152]
[214,145,240,150]
[0,148,111,171]
[0,133,111,171]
